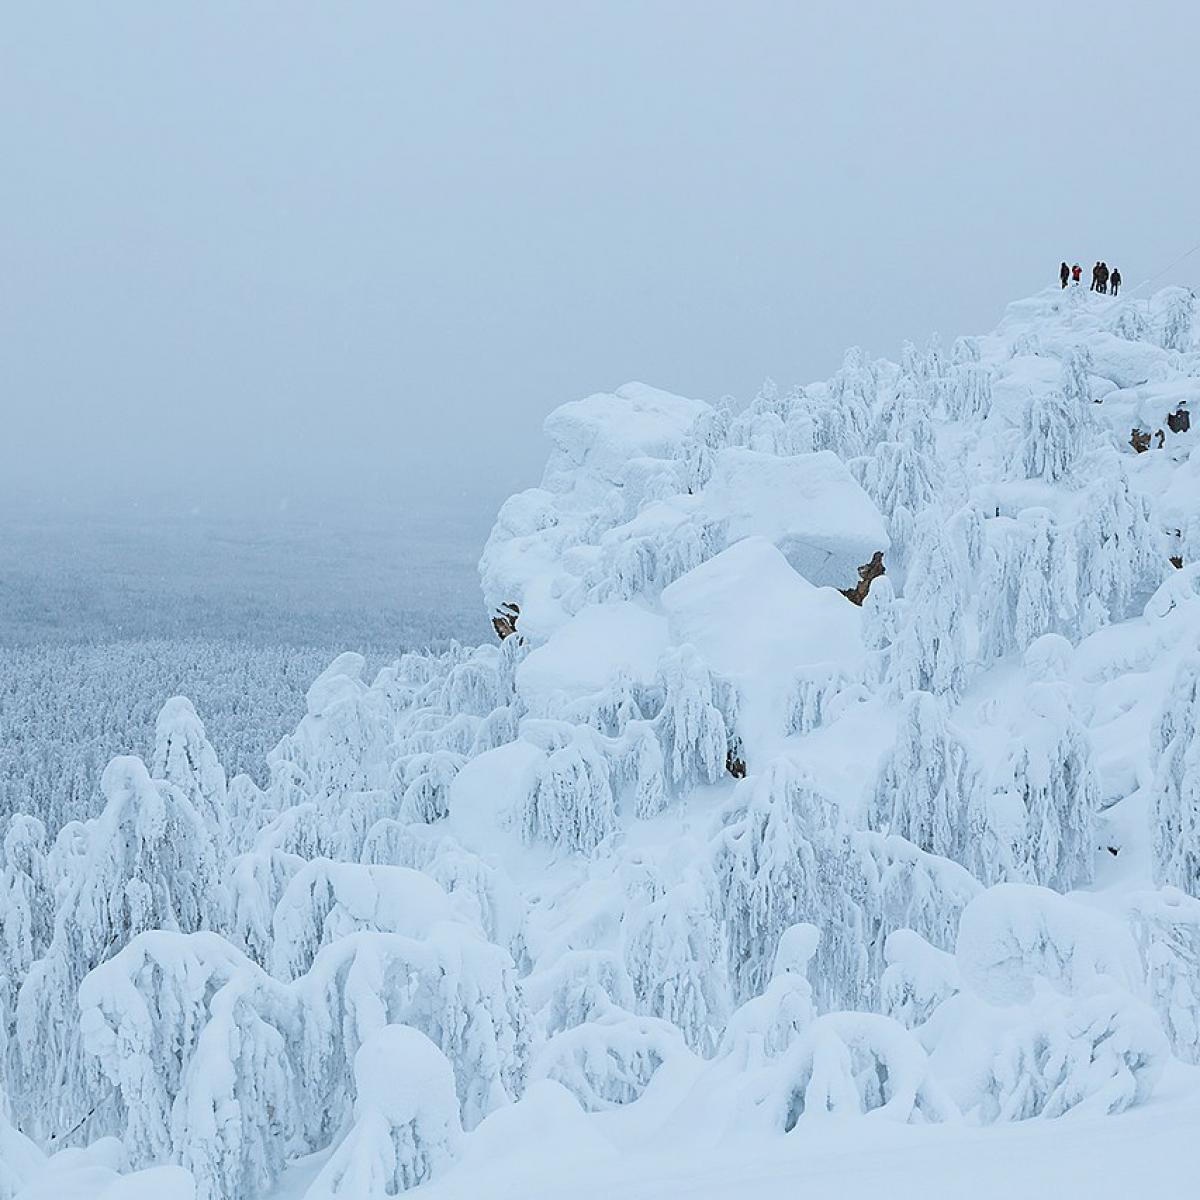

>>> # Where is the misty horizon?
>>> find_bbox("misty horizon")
[4,2,1199,525]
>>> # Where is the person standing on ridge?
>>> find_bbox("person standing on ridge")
[1072,263,1083,285]
[1091,262,1101,291]
[1111,267,1122,297]
[1060,261,1070,288]
[1099,262,1110,293]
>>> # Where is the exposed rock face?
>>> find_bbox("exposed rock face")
[492,601,521,641]
[1131,427,1151,453]
[1168,405,1191,434]
[726,739,747,779]
[840,551,886,607]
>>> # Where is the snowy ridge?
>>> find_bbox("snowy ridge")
[3,284,1200,1197]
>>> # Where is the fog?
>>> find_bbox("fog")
[2,1,1197,529]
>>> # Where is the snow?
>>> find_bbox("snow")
[516,603,669,711]
[698,448,888,587]
[6,282,1200,1199]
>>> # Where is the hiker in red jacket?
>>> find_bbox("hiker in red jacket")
[1071,263,1083,285]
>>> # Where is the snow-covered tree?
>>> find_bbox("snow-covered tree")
[717,923,818,1068]
[304,1026,462,1198]
[1004,685,1099,891]
[890,517,971,699]
[1158,286,1196,352]
[868,690,979,864]
[978,509,1077,663]
[15,757,220,1142]
[1129,887,1200,1064]
[946,364,993,420]
[1018,389,1082,482]
[1109,302,1151,342]
[768,1012,958,1127]
[151,696,230,852]
[652,646,735,792]
[880,930,961,1029]
[711,761,833,1003]
[1059,344,1095,406]
[623,871,729,1055]
[1073,468,1164,632]
[530,1010,693,1111]
[0,816,52,1014]
[519,724,617,855]
[394,751,464,825]
[1151,658,1200,894]
[978,991,1167,1121]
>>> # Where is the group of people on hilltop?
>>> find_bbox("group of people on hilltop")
[1060,260,1121,295]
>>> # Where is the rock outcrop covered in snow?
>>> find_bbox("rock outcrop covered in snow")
[3,284,1200,1196]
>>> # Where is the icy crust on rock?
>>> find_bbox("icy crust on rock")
[4,285,1200,1196]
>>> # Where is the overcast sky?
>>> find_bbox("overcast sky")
[3,1,1198,526]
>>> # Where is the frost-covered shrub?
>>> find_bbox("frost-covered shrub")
[1151,658,1200,894]
[768,1012,958,1127]
[530,1010,692,1111]
[1129,887,1200,1063]
[304,1026,462,1198]
[977,991,1167,1121]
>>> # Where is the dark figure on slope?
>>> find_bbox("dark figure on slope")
[1091,262,1102,291]
[1060,261,1070,289]
[1110,267,1122,297]
[1098,262,1110,294]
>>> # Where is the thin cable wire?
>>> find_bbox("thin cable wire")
[1127,240,1200,297]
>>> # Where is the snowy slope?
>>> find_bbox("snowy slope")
[3,283,1200,1199]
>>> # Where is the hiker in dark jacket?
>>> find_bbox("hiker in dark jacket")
[1060,262,1070,288]
[1090,262,1101,291]
[1110,267,1122,297]
[1098,262,1110,294]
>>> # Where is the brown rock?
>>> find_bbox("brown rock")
[492,601,521,641]
[1130,428,1151,453]
[840,551,886,607]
